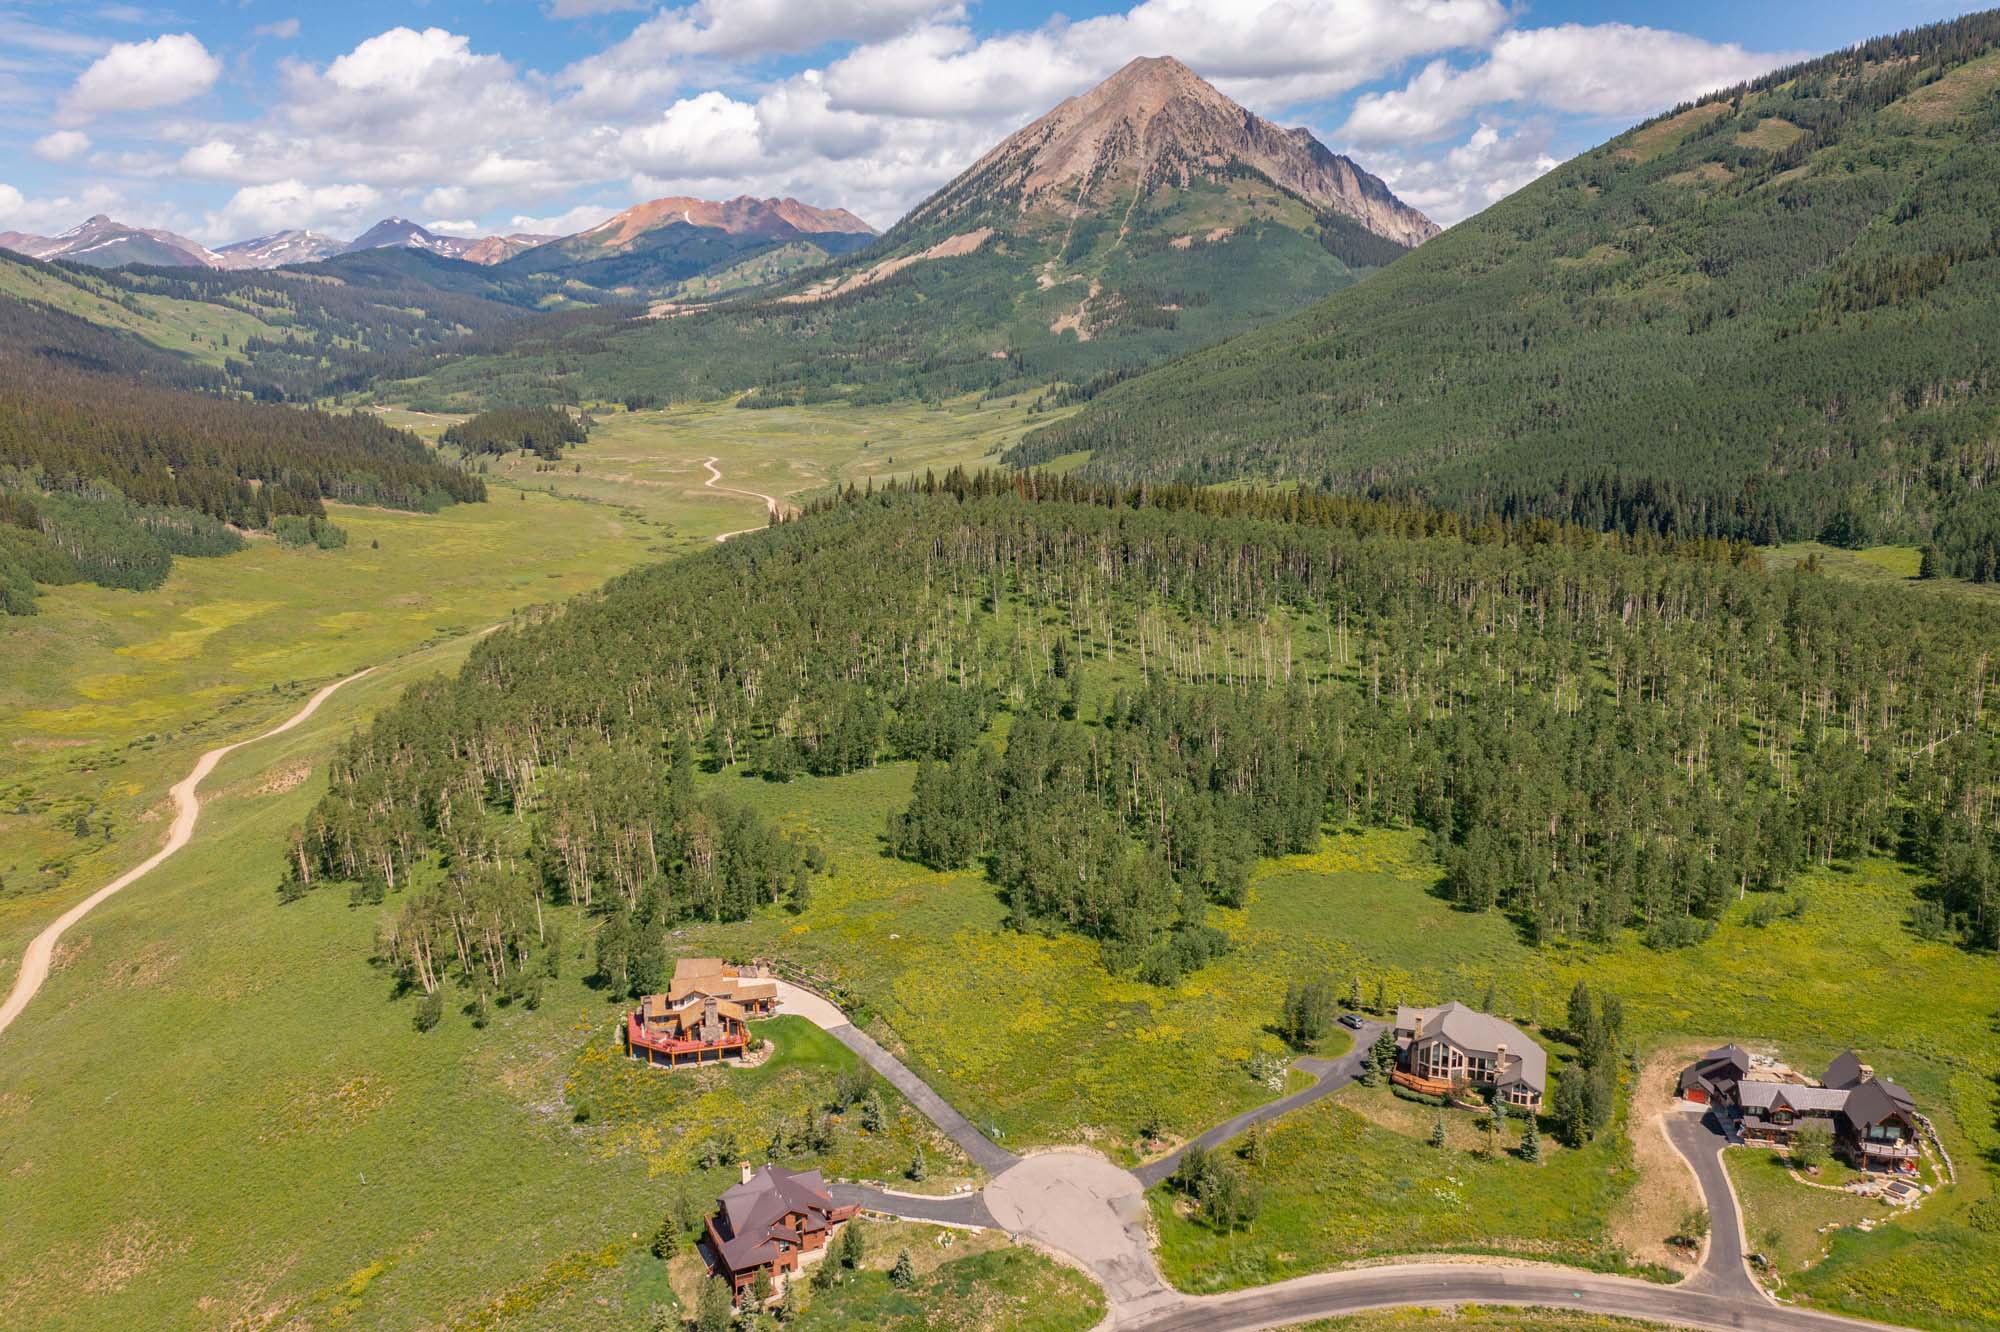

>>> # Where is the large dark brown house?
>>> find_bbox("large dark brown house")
[705,1164,858,1303]
[1679,1047,1921,1172]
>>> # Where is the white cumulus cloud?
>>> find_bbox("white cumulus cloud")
[65,33,220,121]
[1344,23,1799,144]
[32,130,91,163]
[208,179,383,238]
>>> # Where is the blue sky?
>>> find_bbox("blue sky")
[0,0,1985,246]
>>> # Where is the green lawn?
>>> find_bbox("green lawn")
[780,1221,1103,1332]
[565,1016,978,1190]
[468,394,1057,541]
[1150,1092,1644,1292]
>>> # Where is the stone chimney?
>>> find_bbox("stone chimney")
[741,1160,754,1186]
[1496,1041,1509,1073]
[1412,1013,1424,1039]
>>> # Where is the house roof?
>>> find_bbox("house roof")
[640,991,747,1031]
[1394,1002,1547,1094]
[1843,1078,1917,1127]
[669,957,778,1006]
[1678,1045,1751,1093]
[714,1166,839,1272]
[1824,1050,1867,1090]
[1737,1081,1849,1113]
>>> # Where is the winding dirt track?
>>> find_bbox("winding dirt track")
[702,456,787,541]
[0,667,376,1039]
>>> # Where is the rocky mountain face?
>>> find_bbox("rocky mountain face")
[0,215,219,269]
[212,230,347,269]
[903,56,1436,248]
[566,196,874,256]
[340,218,465,259]
[455,233,558,265]
[497,195,877,289]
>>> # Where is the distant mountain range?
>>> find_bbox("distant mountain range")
[499,196,877,291]
[408,54,1435,408]
[0,215,220,269]
[0,201,869,279]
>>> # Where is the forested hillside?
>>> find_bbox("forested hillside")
[0,289,485,611]
[294,487,1998,1001]
[0,247,560,404]
[1015,12,2000,569]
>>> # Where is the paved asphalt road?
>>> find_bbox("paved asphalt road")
[1133,1021,1382,1189]
[1663,1105,1766,1301]
[820,1021,1020,1175]
[1122,1262,1906,1332]
[827,1182,997,1228]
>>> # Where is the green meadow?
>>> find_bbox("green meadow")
[667,764,2000,1329]
[3,397,1998,1330]
[475,394,1058,530]
[0,487,657,970]
[0,399,1073,1331]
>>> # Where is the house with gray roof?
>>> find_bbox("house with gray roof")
[704,1163,859,1303]
[1694,1046,1921,1173]
[1676,1044,1752,1106]
[1392,1002,1546,1108]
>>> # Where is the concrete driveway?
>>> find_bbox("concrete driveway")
[984,1151,1179,1319]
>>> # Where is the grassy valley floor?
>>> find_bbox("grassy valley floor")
[0,398,1073,1331]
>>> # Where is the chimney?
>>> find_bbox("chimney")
[741,1161,754,1186]
[1496,1042,1509,1072]
[1412,1013,1424,1039]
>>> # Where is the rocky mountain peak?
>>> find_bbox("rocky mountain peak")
[908,54,1437,249]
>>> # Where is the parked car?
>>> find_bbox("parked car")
[1338,1013,1366,1030]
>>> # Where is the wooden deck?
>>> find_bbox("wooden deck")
[628,1012,749,1066]
[1391,1070,1455,1097]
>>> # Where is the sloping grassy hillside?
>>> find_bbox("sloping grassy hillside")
[1015,11,2000,556]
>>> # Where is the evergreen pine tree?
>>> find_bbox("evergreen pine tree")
[861,1088,885,1133]
[890,1249,916,1289]
[1553,1074,1590,1148]
[1430,1114,1447,1149]
[839,1222,864,1269]
[1566,981,1594,1042]
[907,1146,927,1182]
[1520,1114,1542,1163]
[1918,544,1939,579]
[694,1277,733,1332]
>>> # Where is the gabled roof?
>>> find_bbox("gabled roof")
[1679,1044,1751,1093]
[1843,1078,1917,1127]
[1824,1050,1867,1090]
[1738,1081,1849,1113]
[713,1166,839,1272]
[1394,1002,1547,1094]
[670,957,778,1006]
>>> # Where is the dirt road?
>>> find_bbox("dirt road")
[702,456,788,541]
[0,667,375,1038]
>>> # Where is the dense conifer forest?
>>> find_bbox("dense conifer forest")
[1014,13,2000,561]
[441,406,591,460]
[295,491,1999,998]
